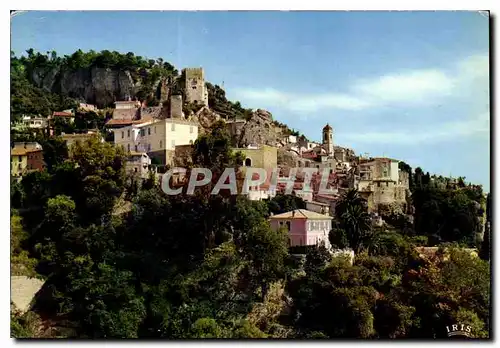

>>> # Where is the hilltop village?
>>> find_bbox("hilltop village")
[11,67,415,227]
[10,50,490,339]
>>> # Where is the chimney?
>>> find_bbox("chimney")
[292,210,296,218]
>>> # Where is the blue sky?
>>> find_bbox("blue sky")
[11,11,490,191]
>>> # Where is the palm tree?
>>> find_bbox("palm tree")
[335,189,372,252]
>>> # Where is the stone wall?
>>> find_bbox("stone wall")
[170,95,183,118]
[372,180,397,206]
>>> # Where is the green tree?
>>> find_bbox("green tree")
[335,189,372,252]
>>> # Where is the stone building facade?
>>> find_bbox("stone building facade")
[357,157,410,213]
[184,68,209,106]
[232,145,278,170]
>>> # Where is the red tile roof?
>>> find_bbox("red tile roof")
[53,111,73,117]
[105,119,148,126]
[11,147,43,156]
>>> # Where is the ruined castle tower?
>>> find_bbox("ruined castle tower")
[183,67,209,106]
[322,123,334,156]
[159,77,170,103]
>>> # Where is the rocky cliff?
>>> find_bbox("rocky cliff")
[235,109,286,147]
[31,67,140,108]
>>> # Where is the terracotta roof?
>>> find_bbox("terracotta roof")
[270,209,333,220]
[315,194,338,201]
[105,119,145,126]
[53,111,73,117]
[115,101,138,104]
[11,148,42,156]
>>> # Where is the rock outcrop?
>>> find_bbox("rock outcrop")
[235,109,285,147]
[195,106,222,135]
[31,67,141,108]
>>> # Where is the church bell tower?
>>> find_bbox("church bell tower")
[322,123,334,156]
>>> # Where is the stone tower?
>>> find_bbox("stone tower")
[183,67,209,106]
[322,123,334,156]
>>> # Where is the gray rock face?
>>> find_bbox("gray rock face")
[236,109,284,147]
[196,107,222,135]
[31,67,139,107]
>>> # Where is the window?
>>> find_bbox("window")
[190,126,193,134]
[134,145,138,152]
[245,158,252,166]
[127,129,130,137]
[377,182,381,187]
[127,144,130,152]
[171,140,175,148]
[171,123,176,131]
[286,221,291,231]
[192,86,197,90]
[121,131,124,139]
[140,129,145,136]
[159,140,162,148]
[134,167,138,173]
[148,128,151,135]
[154,126,156,134]
[148,144,152,152]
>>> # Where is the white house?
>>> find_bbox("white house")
[21,115,48,129]
[112,119,199,163]
[247,185,277,201]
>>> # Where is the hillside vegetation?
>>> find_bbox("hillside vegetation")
[10,49,490,339]
[10,122,491,339]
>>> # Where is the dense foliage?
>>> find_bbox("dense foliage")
[10,124,490,339]
[10,50,490,339]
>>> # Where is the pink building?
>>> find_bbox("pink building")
[269,209,333,248]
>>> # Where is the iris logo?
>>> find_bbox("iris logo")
[446,324,472,338]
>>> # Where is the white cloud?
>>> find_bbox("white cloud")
[456,54,489,80]
[234,88,371,112]
[352,69,455,104]
[341,111,490,145]
[233,53,489,113]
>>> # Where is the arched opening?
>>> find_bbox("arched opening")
[245,158,252,166]
[305,162,310,168]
